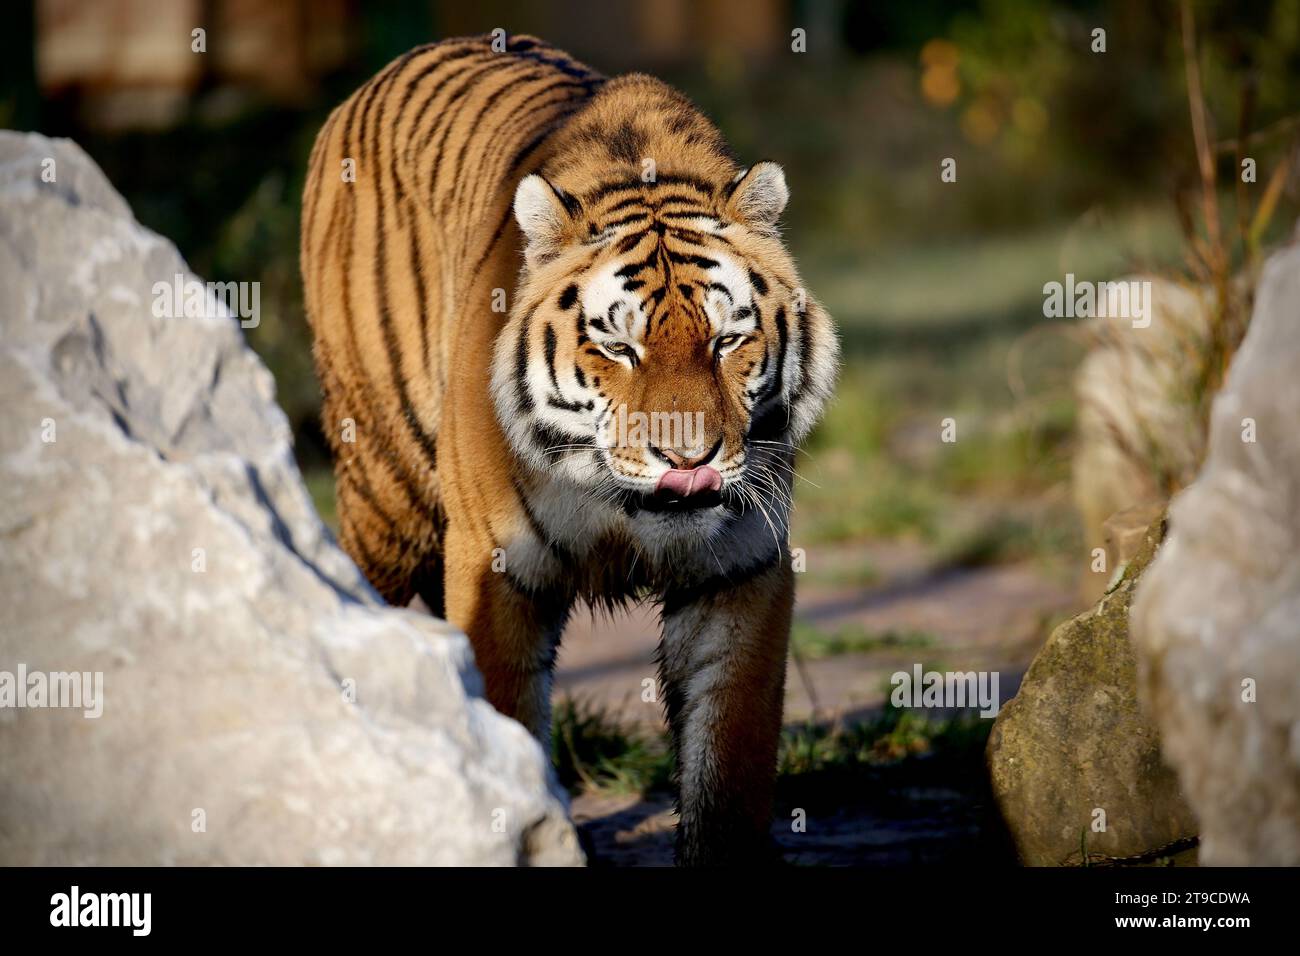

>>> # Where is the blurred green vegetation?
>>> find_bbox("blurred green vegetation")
[25,0,1299,562]
[791,621,936,659]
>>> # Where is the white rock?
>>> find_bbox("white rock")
[1131,231,1300,865]
[0,131,582,866]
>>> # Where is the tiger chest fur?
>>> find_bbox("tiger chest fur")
[301,34,838,865]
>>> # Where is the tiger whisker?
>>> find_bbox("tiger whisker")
[736,479,782,551]
[748,468,793,513]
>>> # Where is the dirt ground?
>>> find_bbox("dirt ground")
[557,539,1079,866]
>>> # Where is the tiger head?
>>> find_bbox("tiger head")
[492,92,838,547]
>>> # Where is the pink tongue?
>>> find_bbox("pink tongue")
[655,466,723,498]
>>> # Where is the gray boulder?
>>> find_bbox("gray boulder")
[1131,232,1300,865]
[987,517,1198,865]
[0,131,582,866]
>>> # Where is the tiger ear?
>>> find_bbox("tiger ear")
[726,161,788,230]
[514,174,575,266]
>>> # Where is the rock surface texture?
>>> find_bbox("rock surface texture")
[0,131,582,866]
[987,517,1198,865]
[1132,232,1300,866]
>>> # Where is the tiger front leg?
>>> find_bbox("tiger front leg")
[658,559,794,866]
[441,521,574,742]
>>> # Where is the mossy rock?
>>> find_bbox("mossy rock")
[986,516,1198,865]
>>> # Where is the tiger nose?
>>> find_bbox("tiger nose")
[660,447,702,470]
[654,443,713,469]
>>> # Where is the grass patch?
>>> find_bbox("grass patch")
[550,697,671,796]
[791,621,934,659]
[794,462,944,544]
[932,399,1077,495]
[935,515,1040,569]
[779,706,992,776]
[932,502,1082,572]
[551,697,991,799]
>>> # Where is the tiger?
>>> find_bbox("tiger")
[300,33,838,866]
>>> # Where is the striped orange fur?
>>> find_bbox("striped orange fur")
[301,34,838,865]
